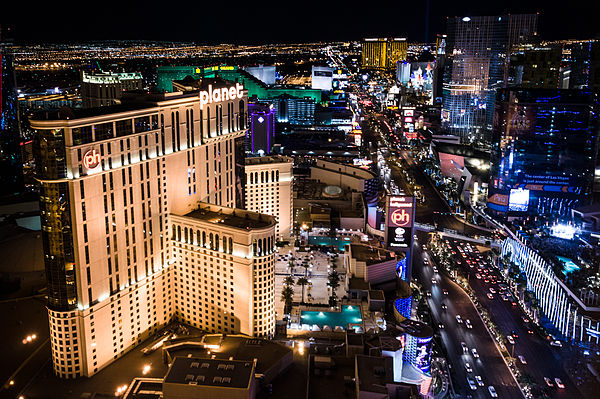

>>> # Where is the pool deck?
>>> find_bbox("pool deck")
[299,305,363,330]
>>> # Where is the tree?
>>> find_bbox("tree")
[327,270,341,293]
[281,286,294,315]
[283,275,295,288]
[297,277,309,304]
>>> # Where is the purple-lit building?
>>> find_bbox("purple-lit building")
[248,103,275,154]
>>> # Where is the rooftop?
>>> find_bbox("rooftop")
[30,90,199,121]
[163,357,254,389]
[245,155,293,166]
[184,203,275,230]
[355,355,395,394]
[164,334,292,378]
[349,244,397,266]
[348,276,371,291]
[369,290,385,301]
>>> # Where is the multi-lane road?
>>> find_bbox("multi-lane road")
[413,236,522,398]
[359,108,585,397]
[446,238,579,398]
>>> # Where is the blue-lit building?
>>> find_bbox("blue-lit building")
[0,30,23,196]
[247,103,275,154]
[442,14,538,144]
[488,88,599,216]
[269,94,315,125]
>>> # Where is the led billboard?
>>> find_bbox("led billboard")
[509,188,529,212]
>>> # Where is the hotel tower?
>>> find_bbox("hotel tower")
[31,78,276,378]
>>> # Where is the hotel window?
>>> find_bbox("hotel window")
[116,119,133,137]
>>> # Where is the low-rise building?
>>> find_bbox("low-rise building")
[345,243,398,285]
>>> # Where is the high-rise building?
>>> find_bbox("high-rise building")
[442,14,538,144]
[269,94,315,125]
[361,38,408,70]
[81,70,144,108]
[488,88,599,216]
[245,156,293,240]
[30,79,276,379]
[311,66,333,91]
[570,40,600,92]
[508,45,564,88]
[247,103,276,154]
[0,27,23,196]
[244,65,277,85]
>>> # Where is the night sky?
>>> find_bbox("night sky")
[3,0,599,44]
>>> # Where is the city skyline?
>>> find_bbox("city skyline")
[1,4,600,399]
[3,1,600,44]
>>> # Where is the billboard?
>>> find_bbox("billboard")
[386,195,415,249]
[515,173,581,194]
[415,336,433,374]
[487,187,509,213]
[509,188,530,212]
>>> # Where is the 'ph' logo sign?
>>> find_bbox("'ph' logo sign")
[391,209,411,227]
[83,149,101,170]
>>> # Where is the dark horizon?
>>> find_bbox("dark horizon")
[2,1,599,45]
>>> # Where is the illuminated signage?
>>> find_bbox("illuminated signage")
[390,209,411,227]
[82,149,101,170]
[403,109,414,117]
[386,196,415,249]
[200,83,244,110]
[509,188,529,212]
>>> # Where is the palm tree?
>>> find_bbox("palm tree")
[297,277,309,303]
[281,286,294,315]
[327,270,341,294]
[283,275,295,288]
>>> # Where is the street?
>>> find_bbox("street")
[413,236,522,398]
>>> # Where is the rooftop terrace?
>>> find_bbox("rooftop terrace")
[184,203,275,230]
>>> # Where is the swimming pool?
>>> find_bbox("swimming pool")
[556,256,580,274]
[308,236,352,252]
[300,305,362,330]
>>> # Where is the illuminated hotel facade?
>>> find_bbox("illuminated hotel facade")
[31,79,276,379]
[244,156,293,240]
[361,38,407,70]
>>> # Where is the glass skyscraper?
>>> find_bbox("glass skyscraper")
[0,28,23,196]
[442,14,538,145]
[488,88,599,216]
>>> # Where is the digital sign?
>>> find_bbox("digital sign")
[509,188,530,212]
[82,149,101,170]
[415,336,433,374]
[386,196,415,249]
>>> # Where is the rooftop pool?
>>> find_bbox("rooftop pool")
[300,305,362,330]
[556,256,580,274]
[308,236,352,251]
